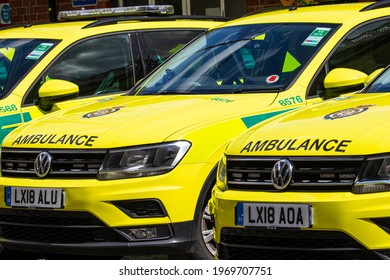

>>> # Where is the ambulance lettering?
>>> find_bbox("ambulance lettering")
[12,134,99,147]
[240,138,352,153]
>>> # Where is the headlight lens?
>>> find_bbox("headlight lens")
[216,155,227,191]
[352,156,390,194]
[97,141,191,180]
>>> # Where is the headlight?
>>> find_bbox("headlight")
[352,156,390,194]
[216,155,227,191]
[97,141,191,180]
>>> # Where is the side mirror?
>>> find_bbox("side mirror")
[324,68,367,99]
[38,79,79,111]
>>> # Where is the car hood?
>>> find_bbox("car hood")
[228,93,390,156]
[5,93,279,149]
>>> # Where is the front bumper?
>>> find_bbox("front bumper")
[0,162,213,256]
[210,187,390,260]
[0,208,193,256]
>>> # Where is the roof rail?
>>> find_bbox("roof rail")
[243,0,386,17]
[0,22,54,30]
[360,0,390,11]
[0,24,25,30]
[242,2,332,17]
[82,15,229,29]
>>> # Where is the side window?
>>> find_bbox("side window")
[138,30,204,74]
[308,18,390,98]
[24,34,133,105]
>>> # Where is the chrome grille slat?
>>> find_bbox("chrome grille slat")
[1,148,107,179]
[226,156,364,191]
[219,227,381,260]
[0,209,127,243]
[227,180,353,186]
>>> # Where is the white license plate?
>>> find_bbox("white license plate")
[5,187,64,209]
[236,202,312,228]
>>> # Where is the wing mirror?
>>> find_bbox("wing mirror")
[324,68,367,99]
[38,79,79,111]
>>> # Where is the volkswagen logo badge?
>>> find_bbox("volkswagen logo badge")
[271,159,293,190]
[34,151,52,178]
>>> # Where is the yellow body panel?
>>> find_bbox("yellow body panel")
[210,91,390,259]
[212,189,390,249]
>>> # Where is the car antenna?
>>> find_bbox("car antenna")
[289,0,298,11]
[24,1,33,27]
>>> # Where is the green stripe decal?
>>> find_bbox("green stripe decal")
[0,112,32,145]
[241,108,296,128]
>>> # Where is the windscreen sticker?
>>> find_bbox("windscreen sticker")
[252,33,266,41]
[12,134,99,147]
[169,44,185,54]
[324,104,374,120]
[302,27,331,47]
[240,48,255,69]
[26,43,54,60]
[282,51,301,73]
[82,106,125,118]
[240,138,352,153]
[0,47,15,61]
[266,75,279,83]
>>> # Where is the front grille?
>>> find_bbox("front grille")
[218,227,382,260]
[1,148,107,179]
[0,208,127,243]
[226,156,364,191]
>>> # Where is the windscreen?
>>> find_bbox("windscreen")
[131,23,337,95]
[0,39,59,99]
[364,67,390,93]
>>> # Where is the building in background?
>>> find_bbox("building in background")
[5,0,328,25]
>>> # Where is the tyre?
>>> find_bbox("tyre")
[189,183,217,260]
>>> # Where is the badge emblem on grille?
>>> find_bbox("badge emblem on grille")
[271,159,293,190]
[34,151,52,178]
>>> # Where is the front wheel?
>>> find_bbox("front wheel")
[200,204,217,258]
[189,192,217,260]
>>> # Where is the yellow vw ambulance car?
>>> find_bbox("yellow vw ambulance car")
[210,66,390,260]
[1,1,390,259]
[0,5,223,145]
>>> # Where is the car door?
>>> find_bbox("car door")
[20,33,135,123]
[307,18,390,102]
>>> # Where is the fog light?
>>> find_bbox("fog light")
[120,225,171,241]
[127,228,157,240]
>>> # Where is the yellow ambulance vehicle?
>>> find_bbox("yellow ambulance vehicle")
[0,5,222,145]
[210,65,390,260]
